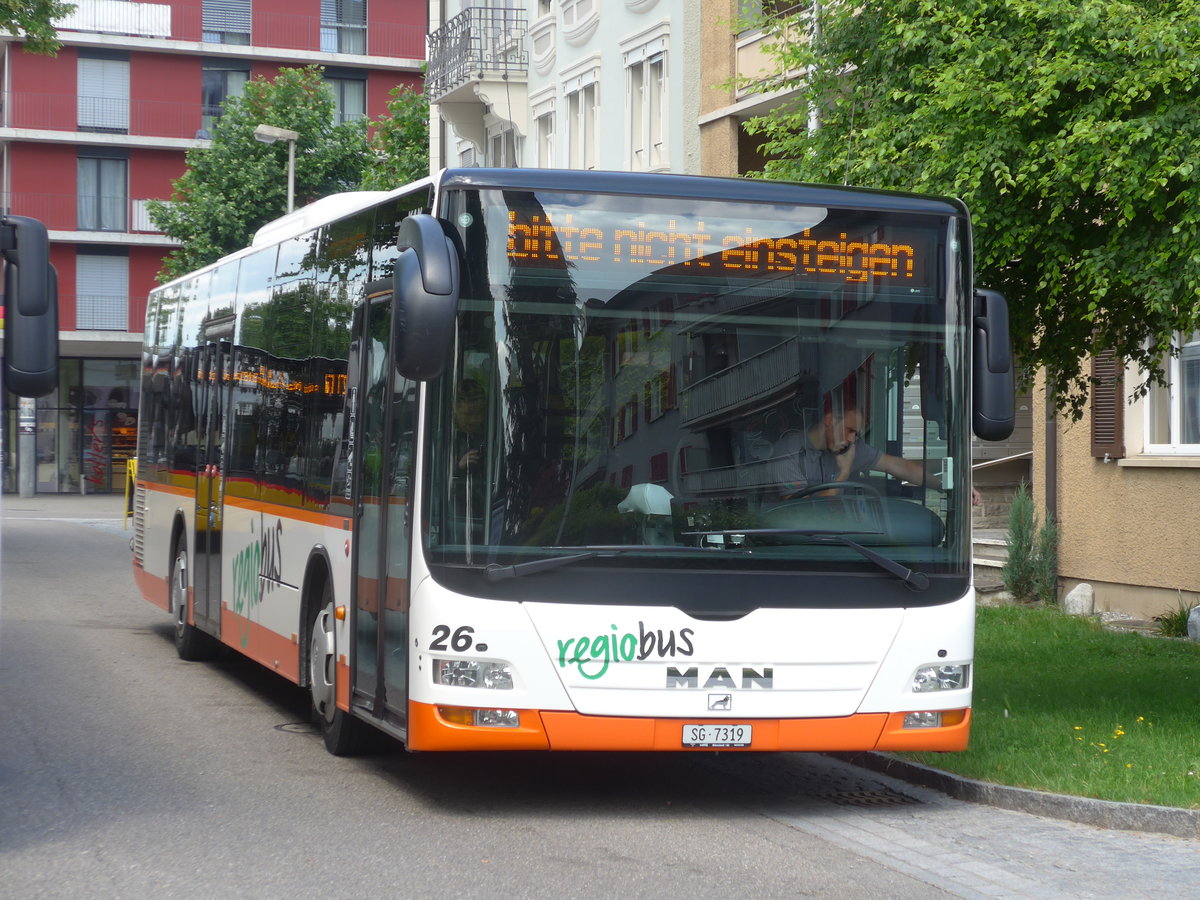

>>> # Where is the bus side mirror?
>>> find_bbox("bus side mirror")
[972,288,1014,440]
[392,214,460,381]
[2,215,59,397]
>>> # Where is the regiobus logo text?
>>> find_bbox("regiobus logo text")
[554,622,773,688]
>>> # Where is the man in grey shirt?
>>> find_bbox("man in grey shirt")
[772,405,946,500]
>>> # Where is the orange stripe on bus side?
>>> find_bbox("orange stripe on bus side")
[137,480,353,530]
[337,657,351,712]
[133,563,170,611]
[220,607,301,684]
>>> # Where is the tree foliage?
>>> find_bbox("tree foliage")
[148,66,369,282]
[360,84,430,191]
[2,0,74,55]
[745,1,1200,416]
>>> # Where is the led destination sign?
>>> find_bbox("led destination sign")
[506,210,930,287]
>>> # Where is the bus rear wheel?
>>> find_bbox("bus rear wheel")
[309,588,372,756]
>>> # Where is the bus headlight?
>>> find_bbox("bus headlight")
[911,664,969,692]
[434,659,514,690]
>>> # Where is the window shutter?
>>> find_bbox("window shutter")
[77,58,129,131]
[76,254,129,330]
[203,0,251,34]
[1090,350,1125,459]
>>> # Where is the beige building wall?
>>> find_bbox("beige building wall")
[1035,373,1200,619]
[697,0,798,177]
[698,0,741,176]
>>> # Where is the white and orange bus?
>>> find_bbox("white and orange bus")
[131,169,1013,755]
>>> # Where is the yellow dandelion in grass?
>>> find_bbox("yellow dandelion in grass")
[1136,716,1145,723]
[1073,725,1083,731]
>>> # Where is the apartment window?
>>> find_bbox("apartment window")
[76,252,129,331]
[535,111,554,167]
[564,67,598,170]
[1145,332,1200,452]
[562,0,595,30]
[324,75,366,125]
[321,0,366,55]
[202,0,251,44]
[488,127,517,167]
[77,55,129,133]
[77,154,127,232]
[626,39,666,171]
[201,62,250,135]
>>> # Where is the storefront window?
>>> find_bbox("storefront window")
[3,357,140,494]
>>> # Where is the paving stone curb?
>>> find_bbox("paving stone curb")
[832,751,1200,840]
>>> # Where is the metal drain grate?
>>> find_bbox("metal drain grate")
[818,788,920,807]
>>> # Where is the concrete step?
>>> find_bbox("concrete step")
[972,529,1009,565]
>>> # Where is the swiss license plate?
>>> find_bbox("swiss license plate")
[682,723,752,748]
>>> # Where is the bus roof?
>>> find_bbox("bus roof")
[434,168,969,218]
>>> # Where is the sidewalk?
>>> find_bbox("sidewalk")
[1,492,127,520]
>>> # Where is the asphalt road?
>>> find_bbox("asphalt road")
[2,497,1197,899]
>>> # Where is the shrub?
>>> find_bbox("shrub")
[1001,482,1059,604]
[1153,594,1196,638]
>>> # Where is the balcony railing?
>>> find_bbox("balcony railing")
[50,0,424,58]
[679,337,808,427]
[3,91,210,140]
[57,0,174,38]
[3,193,168,235]
[77,293,130,331]
[427,6,528,101]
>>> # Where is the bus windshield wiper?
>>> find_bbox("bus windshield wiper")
[684,528,929,592]
[485,544,751,582]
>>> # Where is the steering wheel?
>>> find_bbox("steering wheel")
[784,480,883,502]
[773,480,891,535]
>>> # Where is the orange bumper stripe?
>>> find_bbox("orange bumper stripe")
[407,703,972,752]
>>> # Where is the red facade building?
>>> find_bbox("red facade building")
[1,0,425,493]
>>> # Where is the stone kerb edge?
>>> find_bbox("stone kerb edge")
[832,752,1200,841]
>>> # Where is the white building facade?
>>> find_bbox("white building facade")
[427,1,701,173]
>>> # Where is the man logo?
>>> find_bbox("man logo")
[709,694,732,711]
[665,666,774,689]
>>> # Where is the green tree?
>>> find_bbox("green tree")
[744,1,1200,416]
[2,0,74,55]
[148,66,369,281]
[360,84,430,191]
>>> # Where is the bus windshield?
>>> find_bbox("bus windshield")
[423,186,971,604]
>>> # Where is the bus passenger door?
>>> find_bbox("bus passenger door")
[351,294,415,729]
[192,339,228,635]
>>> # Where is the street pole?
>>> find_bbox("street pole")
[253,124,301,215]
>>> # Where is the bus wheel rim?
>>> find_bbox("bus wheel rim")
[172,550,188,634]
[310,607,336,723]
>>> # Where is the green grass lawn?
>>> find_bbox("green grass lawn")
[898,604,1200,809]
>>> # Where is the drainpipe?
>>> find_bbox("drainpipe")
[1044,389,1057,522]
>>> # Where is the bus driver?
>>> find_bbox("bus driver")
[772,401,975,503]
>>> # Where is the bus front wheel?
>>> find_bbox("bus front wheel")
[171,543,214,661]
[309,587,371,756]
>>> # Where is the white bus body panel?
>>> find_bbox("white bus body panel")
[409,579,974,719]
